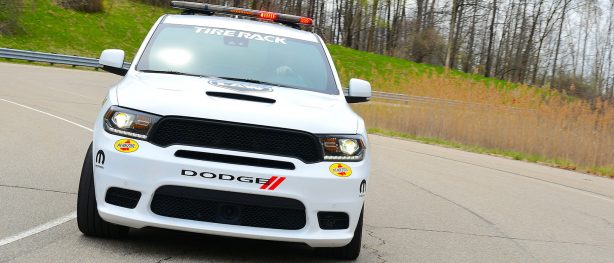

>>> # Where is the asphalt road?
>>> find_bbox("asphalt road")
[1,62,614,262]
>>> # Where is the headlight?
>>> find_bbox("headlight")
[111,112,135,129]
[103,106,161,139]
[319,135,366,161]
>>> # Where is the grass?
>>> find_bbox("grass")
[331,45,513,90]
[0,0,174,60]
[0,0,563,96]
[369,128,614,178]
[353,80,614,178]
[1,0,612,178]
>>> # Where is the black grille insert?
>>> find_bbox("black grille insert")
[105,187,141,209]
[175,150,295,170]
[317,212,349,230]
[151,186,306,230]
[149,117,323,163]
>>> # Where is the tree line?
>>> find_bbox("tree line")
[2,0,613,102]
[175,0,613,102]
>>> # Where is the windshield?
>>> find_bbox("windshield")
[136,23,339,95]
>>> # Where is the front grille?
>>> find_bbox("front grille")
[148,117,323,163]
[150,186,306,230]
[175,150,296,170]
[105,187,141,209]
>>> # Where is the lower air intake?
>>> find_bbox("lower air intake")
[317,212,349,230]
[105,187,141,209]
[150,186,306,230]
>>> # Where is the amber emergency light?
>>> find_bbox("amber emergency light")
[170,1,314,26]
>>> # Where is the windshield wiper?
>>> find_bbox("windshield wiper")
[139,69,207,78]
[216,76,282,87]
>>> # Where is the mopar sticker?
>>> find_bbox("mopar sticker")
[95,150,105,168]
[208,79,274,92]
[330,163,352,177]
[359,179,367,197]
[114,139,139,153]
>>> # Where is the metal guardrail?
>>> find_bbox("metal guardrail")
[1,47,522,110]
[0,48,415,101]
[1,47,416,101]
[0,48,130,69]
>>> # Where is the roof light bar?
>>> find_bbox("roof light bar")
[170,1,314,26]
[258,11,278,20]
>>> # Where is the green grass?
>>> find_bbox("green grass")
[2,0,605,177]
[0,0,175,60]
[330,45,516,89]
[329,44,568,101]
[368,128,614,178]
[2,0,549,94]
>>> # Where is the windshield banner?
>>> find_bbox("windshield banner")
[194,26,287,45]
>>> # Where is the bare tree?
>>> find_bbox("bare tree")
[131,0,614,101]
[484,0,497,77]
[550,0,571,86]
[445,0,461,70]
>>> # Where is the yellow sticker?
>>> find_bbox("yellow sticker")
[114,138,139,153]
[330,163,352,177]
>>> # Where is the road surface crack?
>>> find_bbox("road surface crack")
[396,178,495,225]
[363,228,387,263]
[388,168,541,262]
[0,184,76,195]
[155,256,172,263]
[366,224,604,247]
[376,141,614,204]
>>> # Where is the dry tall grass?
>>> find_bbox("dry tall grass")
[353,73,614,174]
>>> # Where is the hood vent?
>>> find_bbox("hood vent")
[206,91,276,104]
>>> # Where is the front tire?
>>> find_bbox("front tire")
[77,143,129,238]
[319,208,363,260]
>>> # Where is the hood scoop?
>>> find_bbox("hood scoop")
[208,79,274,92]
[206,91,276,104]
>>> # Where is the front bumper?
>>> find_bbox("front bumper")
[92,130,369,247]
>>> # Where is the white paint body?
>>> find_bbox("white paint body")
[99,49,125,69]
[92,15,371,247]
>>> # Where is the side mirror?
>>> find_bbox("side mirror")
[99,49,127,76]
[346,78,372,103]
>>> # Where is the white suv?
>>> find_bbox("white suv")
[77,1,372,260]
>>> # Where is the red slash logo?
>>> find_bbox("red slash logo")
[260,176,286,191]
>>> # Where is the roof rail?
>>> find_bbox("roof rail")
[170,1,313,28]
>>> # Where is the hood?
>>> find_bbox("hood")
[114,73,359,134]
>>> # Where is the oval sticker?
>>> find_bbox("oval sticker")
[330,163,352,177]
[114,139,139,153]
